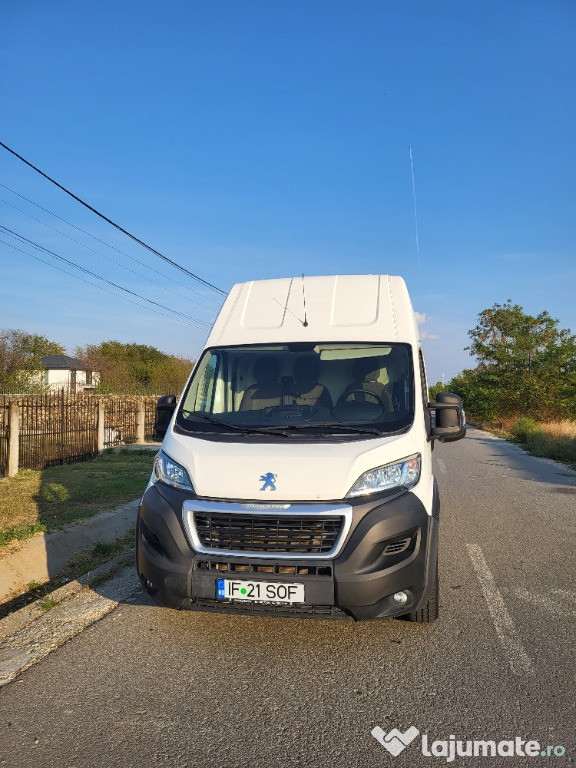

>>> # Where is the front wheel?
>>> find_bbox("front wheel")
[407,566,439,623]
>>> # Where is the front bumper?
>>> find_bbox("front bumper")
[136,482,439,621]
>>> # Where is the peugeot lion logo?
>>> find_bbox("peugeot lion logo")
[259,472,277,491]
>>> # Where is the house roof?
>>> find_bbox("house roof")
[40,354,88,371]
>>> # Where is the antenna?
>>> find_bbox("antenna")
[272,277,307,326]
[301,274,308,327]
[409,144,421,266]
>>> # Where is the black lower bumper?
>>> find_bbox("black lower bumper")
[136,482,439,621]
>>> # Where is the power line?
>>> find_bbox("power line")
[0,236,198,328]
[0,139,226,295]
[0,183,222,304]
[1,197,221,313]
[1,225,212,327]
[0,226,212,328]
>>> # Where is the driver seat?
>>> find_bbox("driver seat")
[343,358,393,411]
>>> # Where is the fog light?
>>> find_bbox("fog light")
[393,591,408,606]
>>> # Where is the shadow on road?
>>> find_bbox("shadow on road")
[463,426,576,490]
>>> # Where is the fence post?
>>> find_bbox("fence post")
[97,401,105,451]
[8,403,20,477]
[136,400,145,444]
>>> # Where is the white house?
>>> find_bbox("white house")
[39,354,100,393]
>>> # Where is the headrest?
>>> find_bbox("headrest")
[353,357,381,383]
[294,356,319,382]
[253,356,279,384]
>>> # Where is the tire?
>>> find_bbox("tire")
[408,565,439,623]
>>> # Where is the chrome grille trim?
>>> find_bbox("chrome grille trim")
[183,500,353,560]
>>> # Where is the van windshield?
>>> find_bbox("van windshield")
[176,343,414,440]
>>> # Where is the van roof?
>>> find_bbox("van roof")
[207,274,421,347]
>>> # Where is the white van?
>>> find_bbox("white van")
[137,275,465,622]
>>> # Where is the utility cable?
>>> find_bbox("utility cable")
[0,226,212,328]
[0,237,199,328]
[1,198,219,313]
[0,140,226,295]
[0,183,222,304]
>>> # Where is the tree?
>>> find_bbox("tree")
[0,329,64,393]
[76,341,194,395]
[452,301,576,420]
[148,355,193,395]
[428,381,447,402]
[448,368,502,422]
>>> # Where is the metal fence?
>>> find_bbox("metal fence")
[0,400,8,478]
[103,396,139,446]
[0,393,159,477]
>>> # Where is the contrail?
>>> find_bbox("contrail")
[409,144,421,265]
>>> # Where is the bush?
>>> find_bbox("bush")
[510,417,542,443]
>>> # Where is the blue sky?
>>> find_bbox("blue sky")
[1,1,574,383]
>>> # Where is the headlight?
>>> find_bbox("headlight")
[153,450,194,492]
[346,454,421,498]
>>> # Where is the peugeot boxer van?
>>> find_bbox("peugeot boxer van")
[137,275,465,622]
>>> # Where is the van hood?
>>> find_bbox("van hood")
[162,430,421,502]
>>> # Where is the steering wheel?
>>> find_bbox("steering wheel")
[337,388,387,409]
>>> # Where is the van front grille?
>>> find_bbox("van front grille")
[193,512,342,555]
[196,561,332,576]
[186,597,351,619]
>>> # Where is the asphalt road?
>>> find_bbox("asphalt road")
[1,427,575,768]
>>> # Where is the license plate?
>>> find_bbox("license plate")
[216,578,305,604]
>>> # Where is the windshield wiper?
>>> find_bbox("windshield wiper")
[182,412,383,438]
[262,422,384,437]
[182,412,290,437]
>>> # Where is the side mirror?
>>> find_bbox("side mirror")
[155,394,177,440]
[428,392,466,442]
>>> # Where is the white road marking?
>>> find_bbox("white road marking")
[515,587,576,619]
[436,457,448,474]
[466,544,535,676]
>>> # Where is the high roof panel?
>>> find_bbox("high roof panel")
[208,274,420,347]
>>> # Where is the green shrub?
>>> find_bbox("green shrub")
[510,417,542,443]
[525,434,576,465]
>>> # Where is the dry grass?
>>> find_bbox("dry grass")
[478,417,576,468]
[477,417,576,439]
[538,420,576,440]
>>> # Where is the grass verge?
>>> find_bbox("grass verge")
[0,449,153,549]
[477,417,576,468]
[0,528,135,618]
